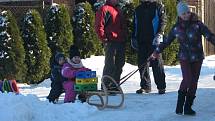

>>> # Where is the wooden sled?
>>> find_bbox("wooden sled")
[85,75,124,110]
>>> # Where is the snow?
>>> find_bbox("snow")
[50,3,60,14]
[1,55,215,121]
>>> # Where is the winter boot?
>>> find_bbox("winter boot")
[78,93,87,103]
[158,89,166,94]
[136,88,151,94]
[175,90,186,115]
[184,95,196,115]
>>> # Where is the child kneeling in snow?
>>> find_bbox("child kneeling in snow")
[61,45,90,103]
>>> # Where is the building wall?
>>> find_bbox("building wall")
[52,0,75,15]
[0,0,75,24]
[204,0,215,55]
[0,1,44,25]
[185,0,215,55]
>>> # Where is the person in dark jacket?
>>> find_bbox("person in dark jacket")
[132,0,167,94]
[151,1,215,115]
[95,0,127,90]
[47,52,66,103]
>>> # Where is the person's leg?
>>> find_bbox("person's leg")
[151,55,166,93]
[140,63,151,90]
[187,60,202,96]
[176,90,187,114]
[114,43,125,84]
[102,43,116,89]
[136,53,151,93]
[63,81,76,103]
[47,81,57,102]
[53,82,64,102]
[179,60,192,91]
[184,60,202,115]
[175,60,192,115]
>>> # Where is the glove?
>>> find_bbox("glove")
[153,34,163,46]
[150,51,160,60]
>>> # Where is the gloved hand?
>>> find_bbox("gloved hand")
[153,34,163,46]
[150,51,160,60]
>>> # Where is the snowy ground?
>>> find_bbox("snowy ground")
[1,55,215,121]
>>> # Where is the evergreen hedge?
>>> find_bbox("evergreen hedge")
[0,10,27,81]
[122,3,138,65]
[21,10,51,84]
[162,0,179,65]
[45,4,73,57]
[72,2,103,58]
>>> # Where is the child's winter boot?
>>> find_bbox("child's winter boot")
[175,90,186,115]
[184,95,196,115]
[78,93,87,103]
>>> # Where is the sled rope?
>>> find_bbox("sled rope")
[119,57,152,86]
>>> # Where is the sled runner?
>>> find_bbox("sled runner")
[74,71,124,110]
[74,58,152,110]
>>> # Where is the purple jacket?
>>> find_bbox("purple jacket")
[156,13,215,62]
[61,63,90,82]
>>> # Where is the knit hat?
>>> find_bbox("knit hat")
[69,45,80,59]
[177,1,190,16]
[55,52,65,62]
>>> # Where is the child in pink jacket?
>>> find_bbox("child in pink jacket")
[61,45,90,103]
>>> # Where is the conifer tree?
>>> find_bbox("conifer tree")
[45,4,73,57]
[21,10,51,84]
[73,2,103,58]
[162,0,178,65]
[0,10,27,81]
[122,2,138,65]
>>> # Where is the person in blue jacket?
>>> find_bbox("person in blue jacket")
[132,0,167,94]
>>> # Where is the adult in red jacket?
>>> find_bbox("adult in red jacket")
[95,0,127,90]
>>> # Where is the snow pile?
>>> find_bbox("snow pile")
[0,92,97,121]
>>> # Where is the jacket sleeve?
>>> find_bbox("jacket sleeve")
[157,3,167,34]
[95,7,107,42]
[78,67,91,72]
[199,21,215,45]
[155,26,176,53]
[61,65,76,79]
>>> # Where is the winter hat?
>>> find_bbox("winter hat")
[177,1,190,16]
[55,52,65,62]
[69,45,80,59]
